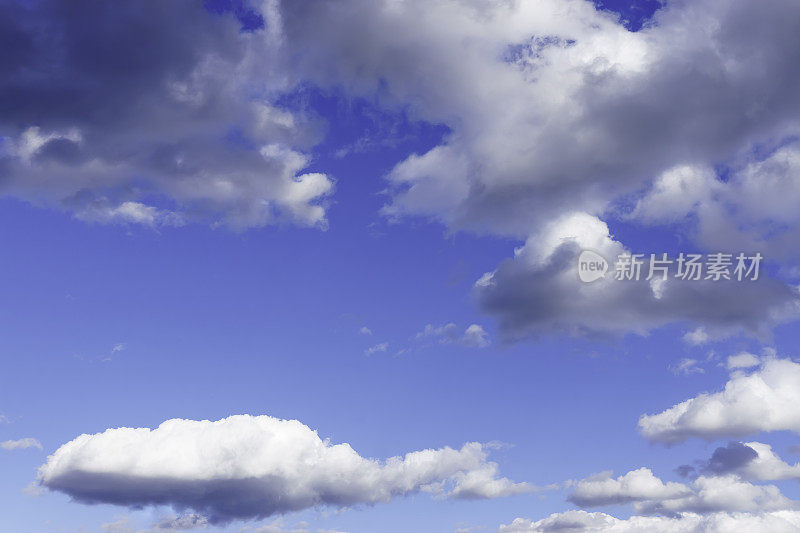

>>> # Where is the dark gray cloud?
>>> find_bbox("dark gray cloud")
[676,442,759,480]
[0,0,332,228]
[704,442,760,476]
[473,213,799,341]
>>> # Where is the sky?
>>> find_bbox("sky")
[3,0,800,532]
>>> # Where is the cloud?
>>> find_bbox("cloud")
[416,323,461,343]
[639,357,800,443]
[358,327,372,335]
[280,0,800,241]
[100,513,210,532]
[498,510,800,532]
[364,342,388,356]
[635,475,793,516]
[462,324,490,348]
[726,352,761,370]
[683,328,710,346]
[239,520,348,533]
[682,441,800,482]
[699,442,760,477]
[0,0,332,229]
[1,437,42,450]
[474,212,799,340]
[415,323,490,348]
[150,513,209,530]
[38,414,529,523]
[568,468,691,508]
[568,467,794,516]
[101,516,135,533]
[671,359,705,376]
[272,0,800,340]
[632,143,800,261]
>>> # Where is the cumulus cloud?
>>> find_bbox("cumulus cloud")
[681,441,800,482]
[279,0,800,240]
[568,467,794,516]
[632,143,800,261]
[568,468,691,508]
[38,414,529,523]
[639,357,800,443]
[474,212,799,340]
[462,324,490,348]
[498,510,800,533]
[1,437,42,451]
[0,0,332,229]
[636,475,793,516]
[268,0,800,340]
[10,0,800,238]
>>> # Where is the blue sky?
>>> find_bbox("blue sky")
[3,1,800,532]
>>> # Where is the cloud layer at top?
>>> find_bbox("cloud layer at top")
[38,414,529,523]
[10,0,799,238]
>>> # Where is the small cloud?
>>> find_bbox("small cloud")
[150,513,209,530]
[674,464,696,479]
[461,324,489,348]
[417,323,460,343]
[364,342,388,356]
[727,352,761,370]
[359,326,372,335]
[670,358,704,375]
[101,516,134,533]
[683,327,710,345]
[101,343,126,363]
[1,438,42,451]
[415,323,490,348]
[22,482,45,497]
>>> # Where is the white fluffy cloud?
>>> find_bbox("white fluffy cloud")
[633,143,800,261]
[568,468,691,508]
[278,0,800,241]
[735,443,800,482]
[568,469,792,516]
[639,357,800,443]
[499,510,800,533]
[474,212,799,340]
[38,415,530,523]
